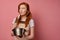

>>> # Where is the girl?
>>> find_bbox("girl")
[11,2,35,40]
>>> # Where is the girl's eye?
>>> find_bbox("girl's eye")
[22,8,25,9]
[20,8,25,9]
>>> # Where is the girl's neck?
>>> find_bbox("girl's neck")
[21,15,27,21]
[22,15,26,18]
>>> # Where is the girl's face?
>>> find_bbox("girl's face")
[19,5,27,15]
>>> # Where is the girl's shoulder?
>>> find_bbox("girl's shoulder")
[12,15,20,24]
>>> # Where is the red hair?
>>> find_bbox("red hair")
[15,2,32,27]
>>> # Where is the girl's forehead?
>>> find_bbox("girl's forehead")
[20,5,26,7]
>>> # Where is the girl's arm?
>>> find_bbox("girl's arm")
[26,27,34,39]
[11,23,17,36]
[26,19,35,39]
[11,18,17,36]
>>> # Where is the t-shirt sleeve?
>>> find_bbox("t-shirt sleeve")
[12,18,16,24]
[29,19,35,27]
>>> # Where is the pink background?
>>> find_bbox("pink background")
[0,0,60,40]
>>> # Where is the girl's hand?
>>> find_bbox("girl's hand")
[24,30,29,37]
[11,31,14,36]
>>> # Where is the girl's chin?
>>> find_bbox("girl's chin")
[20,14,25,16]
[20,13,26,16]
[21,14,24,15]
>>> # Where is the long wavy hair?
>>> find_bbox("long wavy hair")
[15,2,32,27]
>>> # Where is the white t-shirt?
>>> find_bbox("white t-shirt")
[12,16,34,27]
